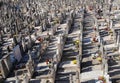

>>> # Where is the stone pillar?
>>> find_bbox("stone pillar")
[50,63,55,83]
[112,29,117,44]
[22,74,29,83]
[53,54,58,63]
[116,34,120,46]
[3,55,12,72]
[37,44,41,59]
[13,35,18,45]
[39,26,42,34]
[28,34,32,49]
[69,74,73,83]
[22,37,26,52]
[0,59,9,78]
[104,52,108,74]
[28,50,32,61]
[76,71,80,83]
[42,22,46,31]
[26,63,31,77]
[76,55,80,68]
[110,20,113,29]
[57,44,61,61]
[15,76,20,83]
[57,36,61,44]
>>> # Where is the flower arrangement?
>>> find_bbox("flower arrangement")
[98,76,106,83]
[72,60,77,64]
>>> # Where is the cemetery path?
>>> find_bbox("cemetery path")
[80,12,103,83]
[55,13,82,83]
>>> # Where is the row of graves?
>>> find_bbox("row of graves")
[77,0,120,82]
[55,7,84,83]
[80,6,106,83]
[79,2,115,82]
[91,1,120,82]
[0,0,84,83]
[32,7,84,83]
[33,12,74,83]
[107,2,120,82]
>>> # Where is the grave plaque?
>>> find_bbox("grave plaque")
[13,45,22,62]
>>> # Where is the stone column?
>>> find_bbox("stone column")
[37,44,41,59]
[69,74,73,83]
[15,76,20,83]
[22,37,26,52]
[28,50,32,61]
[110,20,113,29]
[23,74,29,83]
[0,59,9,78]
[50,62,55,83]
[26,62,32,77]
[76,71,80,83]
[28,34,32,49]
[3,55,12,72]
[116,34,120,46]
[76,55,80,68]
[13,35,18,45]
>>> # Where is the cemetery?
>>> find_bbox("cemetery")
[0,0,120,83]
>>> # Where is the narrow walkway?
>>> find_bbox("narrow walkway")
[81,12,103,83]
[55,13,82,83]
[55,35,79,83]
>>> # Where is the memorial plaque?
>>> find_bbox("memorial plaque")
[13,45,22,62]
